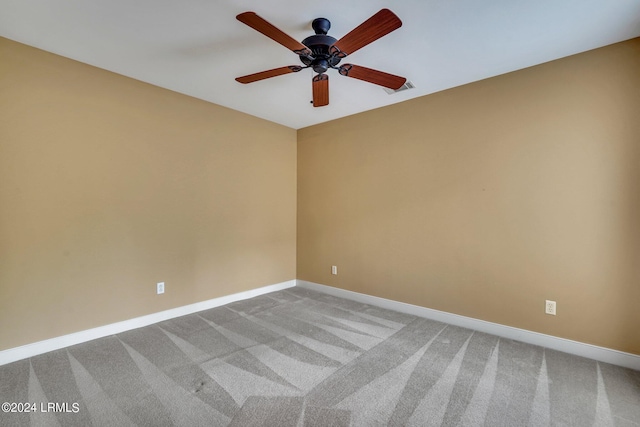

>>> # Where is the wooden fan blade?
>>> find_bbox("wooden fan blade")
[331,9,402,57]
[338,64,406,90]
[312,74,329,107]
[237,12,311,55]
[236,66,301,84]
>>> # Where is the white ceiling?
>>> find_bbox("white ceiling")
[2,0,640,129]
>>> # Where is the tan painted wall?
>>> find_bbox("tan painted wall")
[2,35,639,356]
[297,39,640,355]
[0,38,297,351]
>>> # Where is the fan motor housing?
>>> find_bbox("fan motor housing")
[300,35,341,73]
[300,18,341,74]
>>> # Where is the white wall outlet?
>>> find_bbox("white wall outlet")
[331,265,338,275]
[157,282,165,295]
[545,300,556,315]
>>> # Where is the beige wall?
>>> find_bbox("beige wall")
[297,39,640,355]
[0,38,297,351]
[3,35,639,356]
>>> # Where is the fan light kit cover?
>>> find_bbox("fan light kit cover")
[236,9,407,107]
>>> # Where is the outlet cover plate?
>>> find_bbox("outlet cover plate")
[545,300,556,315]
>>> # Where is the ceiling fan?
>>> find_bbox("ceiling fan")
[235,9,407,107]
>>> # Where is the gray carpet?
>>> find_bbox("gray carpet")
[1,287,639,426]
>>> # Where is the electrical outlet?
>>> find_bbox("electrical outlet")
[157,282,165,295]
[545,300,556,315]
[331,265,338,275]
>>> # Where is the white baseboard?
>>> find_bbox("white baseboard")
[4,279,638,371]
[296,280,640,371]
[0,280,296,366]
